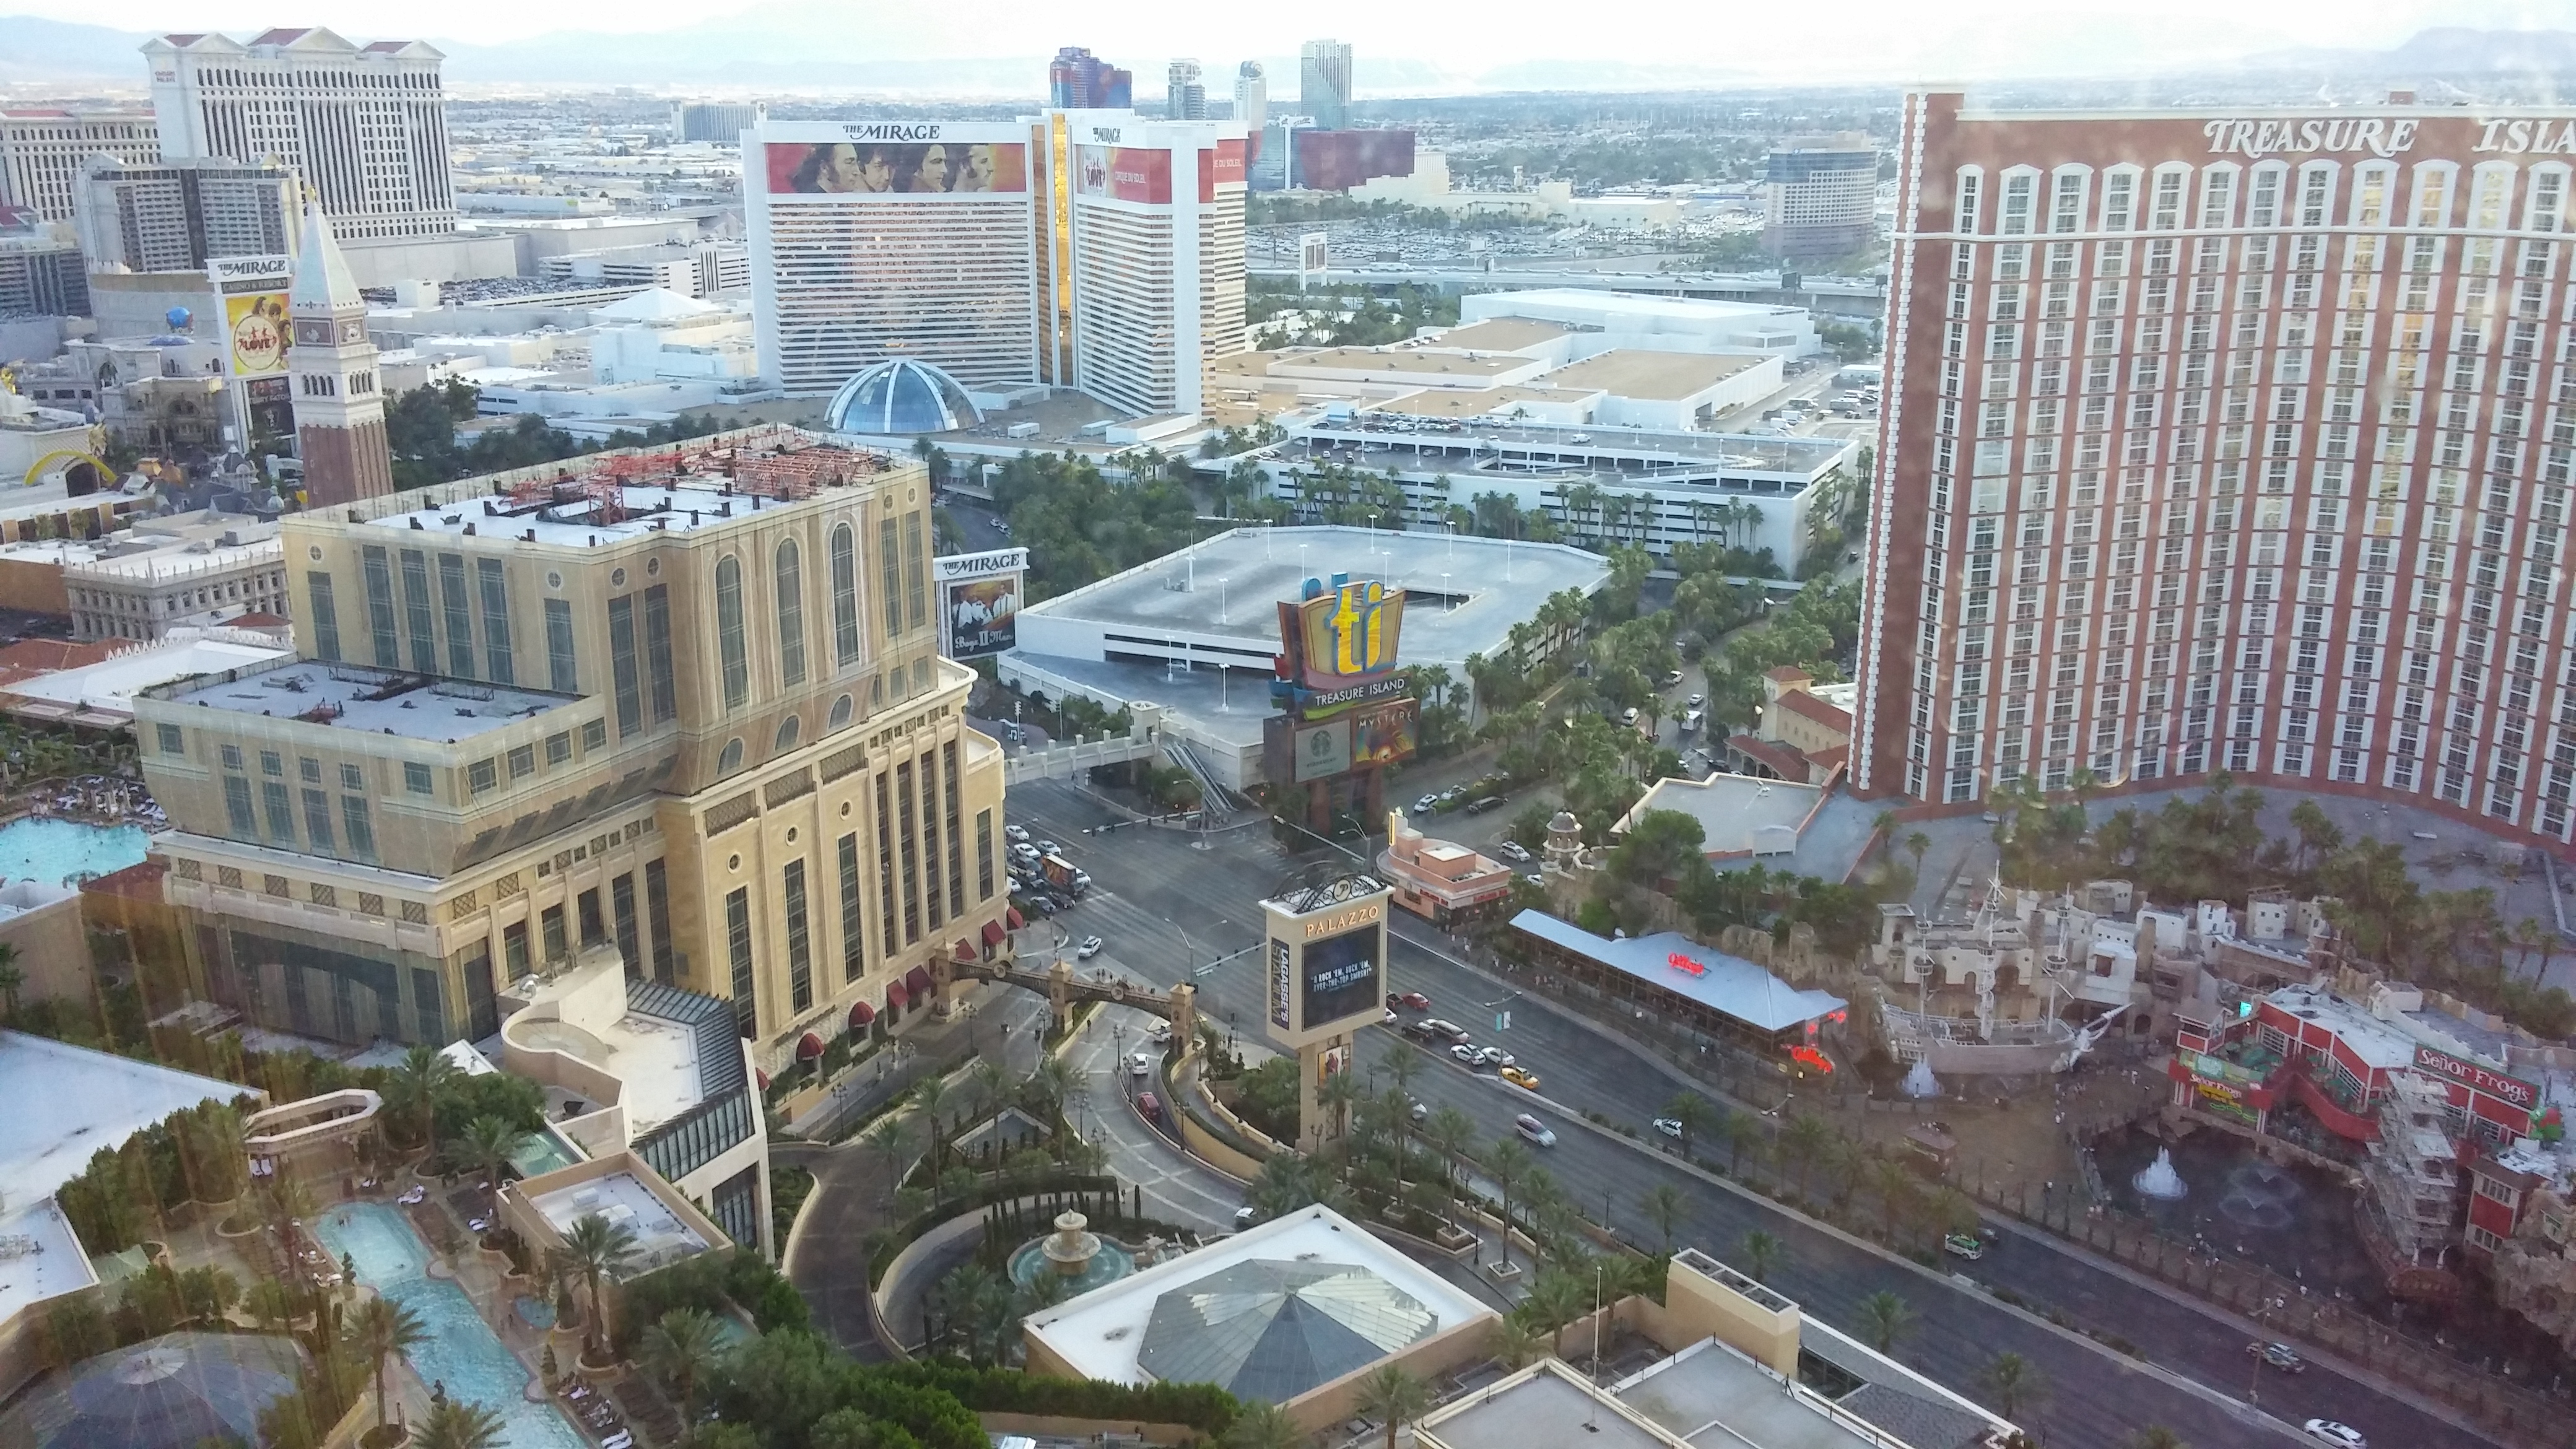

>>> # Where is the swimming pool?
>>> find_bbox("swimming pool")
[0,817,148,887]
[311,1203,588,1449]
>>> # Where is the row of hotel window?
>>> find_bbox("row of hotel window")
[303,524,926,714]
[1952,161,2570,239]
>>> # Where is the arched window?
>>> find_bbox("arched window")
[774,713,803,753]
[714,555,748,709]
[776,538,807,687]
[716,738,745,776]
[827,693,855,731]
[830,523,861,666]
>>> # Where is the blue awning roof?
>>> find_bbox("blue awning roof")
[1508,908,1845,1033]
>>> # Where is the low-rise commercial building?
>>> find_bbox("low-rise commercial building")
[1508,909,1847,1071]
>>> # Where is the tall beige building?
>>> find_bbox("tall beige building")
[135,427,1009,1077]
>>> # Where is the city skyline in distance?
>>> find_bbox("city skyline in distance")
[4,2,2575,92]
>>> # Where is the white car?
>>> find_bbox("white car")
[1450,1043,1482,1065]
[1412,794,1438,814]
[1496,841,1532,863]
[2302,1422,2364,1449]
[1076,935,1104,959]
[1515,1113,1556,1147]
[1652,1116,1684,1139]
[1004,824,1030,843]
[1129,1051,1154,1078]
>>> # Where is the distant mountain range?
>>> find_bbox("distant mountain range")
[6,17,2576,98]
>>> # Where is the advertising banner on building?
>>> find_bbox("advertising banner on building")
[209,254,292,379]
[2414,1043,2539,1111]
[764,130,1028,196]
[1269,939,1292,1029]
[1198,137,1248,201]
[933,547,1027,661]
[1076,144,1172,204]
[1349,697,1417,770]
[1301,924,1382,1030]
[1277,577,1406,693]
[1290,717,1351,782]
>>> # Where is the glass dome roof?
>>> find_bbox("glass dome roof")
[2,1331,307,1449]
[824,359,983,435]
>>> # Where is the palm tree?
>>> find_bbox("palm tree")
[549,1212,640,1363]
[416,1399,508,1449]
[1780,1115,1832,1199]
[1351,1362,1433,1449]
[1856,1290,1913,1354]
[2123,1430,2187,1449]
[1869,1157,1920,1243]
[1978,1351,2044,1421]
[258,1175,315,1310]
[1905,831,1931,877]
[912,1076,952,1198]
[344,1295,426,1433]
[1485,1138,1533,1272]
[1640,1183,1686,1256]
[383,1043,458,1155]
[1664,1092,1718,1163]
[1487,1317,1547,1370]
[0,942,24,1020]
[1020,1054,1074,1117]
[640,1307,729,1421]
[968,1058,1011,1131]
[1737,1229,1780,1284]
[456,1115,530,1225]
[1425,1105,1476,1212]
[1723,1110,1766,1178]
[862,1116,917,1212]
[1316,1068,1364,1147]
[1221,1399,1307,1449]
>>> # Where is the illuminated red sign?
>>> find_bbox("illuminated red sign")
[1785,1043,1834,1074]
[1666,952,1707,978]
[2413,1044,2538,1110]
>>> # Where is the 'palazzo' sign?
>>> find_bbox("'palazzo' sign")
[2413,1044,2538,1110]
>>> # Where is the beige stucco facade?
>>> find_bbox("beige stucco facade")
[136,428,1010,1079]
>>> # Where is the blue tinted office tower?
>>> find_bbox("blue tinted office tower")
[1049,46,1133,110]
[1299,39,1352,131]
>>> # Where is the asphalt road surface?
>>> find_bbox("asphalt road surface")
[995,777,2498,1449]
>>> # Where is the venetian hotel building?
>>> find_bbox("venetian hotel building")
[133,428,1008,1074]
[1860,93,2576,844]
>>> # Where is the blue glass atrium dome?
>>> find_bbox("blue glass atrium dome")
[824,359,983,434]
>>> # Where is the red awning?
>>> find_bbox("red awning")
[905,964,934,997]
[1006,907,1025,929]
[755,1068,771,1091]
[981,920,1006,947]
[886,978,909,1009]
[952,939,977,963]
[796,1032,825,1061]
[848,1000,876,1029]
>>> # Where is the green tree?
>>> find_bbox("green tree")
[416,1400,508,1449]
[1723,1109,1767,1177]
[1856,1290,1913,1353]
[344,1295,427,1434]
[2125,1430,2188,1449]
[383,1043,459,1154]
[1221,1399,1308,1449]
[1351,1362,1434,1449]
[549,1212,641,1362]
[1640,1183,1687,1256]
[640,1307,731,1421]
[1737,1229,1780,1284]
[1485,1138,1533,1272]
[1609,810,1707,888]
[1978,1350,2044,1421]
[0,942,23,1019]
[1779,1115,1833,1199]
[455,1114,530,1224]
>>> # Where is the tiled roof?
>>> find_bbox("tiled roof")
[1772,688,1852,733]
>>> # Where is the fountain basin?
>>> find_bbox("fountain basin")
[2133,1146,2188,1200]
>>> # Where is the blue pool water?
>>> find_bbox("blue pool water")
[0,817,147,887]
[311,1203,588,1449]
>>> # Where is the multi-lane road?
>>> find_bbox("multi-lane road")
[994,775,2500,1449]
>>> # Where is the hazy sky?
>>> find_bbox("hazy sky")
[13,0,2576,77]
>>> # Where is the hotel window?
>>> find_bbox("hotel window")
[541,903,567,962]
[2298,165,2336,228]
[302,787,334,850]
[878,518,903,639]
[776,538,807,687]
[715,555,749,709]
[838,832,866,983]
[784,858,813,1013]
[262,780,294,842]
[546,732,572,765]
[2198,168,2236,229]
[399,550,436,674]
[608,594,643,738]
[2048,170,2087,233]
[545,598,577,694]
[362,546,399,667]
[645,859,677,983]
[468,758,497,794]
[643,585,676,723]
[1999,171,2035,235]
[2528,167,2567,233]
[975,808,994,900]
[405,762,434,794]
[2099,169,2138,232]
[612,872,639,978]
[156,723,183,756]
[725,887,755,1033]
[903,513,928,632]
[2149,168,2186,230]
[341,796,375,859]
[476,558,513,684]
[507,744,535,779]
[1954,170,1982,234]
[224,775,256,837]
[438,554,474,678]
[2413,165,2453,230]
[875,773,899,962]
[308,572,342,661]
[831,523,861,666]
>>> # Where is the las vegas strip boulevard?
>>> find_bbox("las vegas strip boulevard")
[1860,95,2576,852]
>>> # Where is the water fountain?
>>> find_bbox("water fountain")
[2132,1146,2188,1200]
[1006,1211,1136,1299]
[1900,1058,1943,1100]
[2215,1159,2303,1230]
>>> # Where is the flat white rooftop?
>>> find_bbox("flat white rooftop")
[165,661,578,741]
[0,1031,251,1203]
[511,1005,703,1136]
[0,1198,94,1326]
[3,632,292,720]
[1024,1204,1492,1391]
[530,1169,708,1276]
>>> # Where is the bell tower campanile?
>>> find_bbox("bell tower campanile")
[288,200,394,507]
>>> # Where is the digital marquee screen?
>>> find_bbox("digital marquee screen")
[1301,925,1381,1028]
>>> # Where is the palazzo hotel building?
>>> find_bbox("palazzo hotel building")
[133,429,1007,1079]
[1861,93,2576,843]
